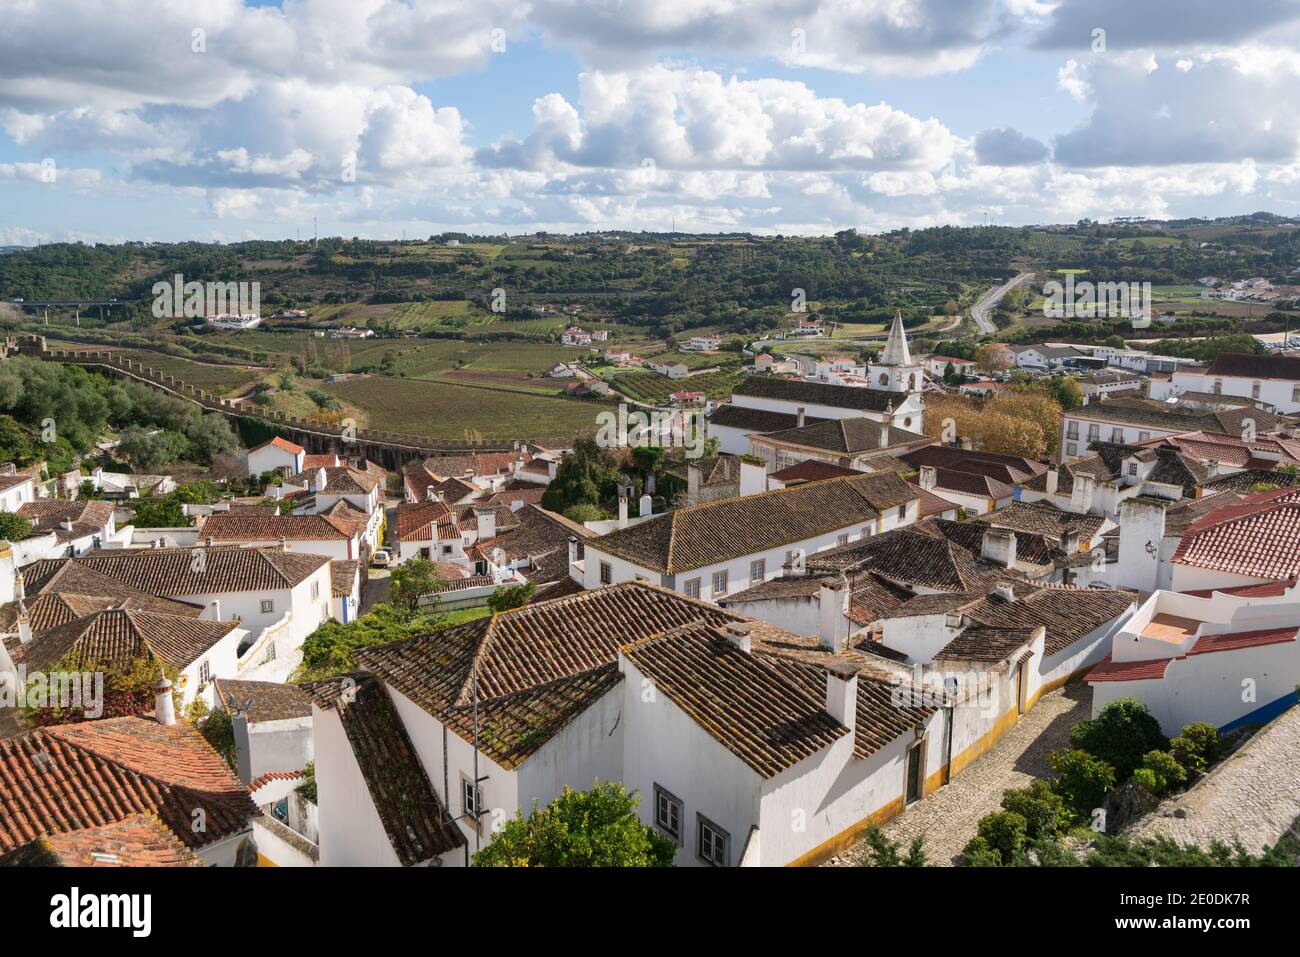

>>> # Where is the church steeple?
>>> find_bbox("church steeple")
[879,310,912,366]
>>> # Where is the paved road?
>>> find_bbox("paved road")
[828,681,1090,866]
[970,272,1035,336]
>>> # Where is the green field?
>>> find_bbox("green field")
[321,375,616,441]
[610,369,742,404]
[113,350,262,394]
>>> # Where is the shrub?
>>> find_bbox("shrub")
[960,835,1006,867]
[1048,748,1116,823]
[1069,698,1168,779]
[856,825,927,867]
[975,811,1028,865]
[1139,750,1187,795]
[1000,780,1069,840]
[1170,722,1221,774]
[0,512,32,541]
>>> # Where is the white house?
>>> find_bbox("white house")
[199,507,368,562]
[0,469,35,513]
[245,436,306,476]
[684,335,721,352]
[1087,581,1300,736]
[579,471,920,601]
[16,499,124,558]
[1152,353,1300,414]
[213,677,315,786]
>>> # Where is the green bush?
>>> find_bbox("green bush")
[1000,780,1069,840]
[974,811,1028,865]
[1139,750,1187,795]
[1069,698,1168,779]
[856,825,926,867]
[960,835,1006,867]
[1132,767,1160,794]
[1048,748,1116,823]
[1170,722,1221,774]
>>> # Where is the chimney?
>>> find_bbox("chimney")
[959,436,973,451]
[314,467,327,492]
[739,457,766,496]
[919,465,937,491]
[205,598,221,622]
[687,463,701,503]
[278,536,287,550]
[1061,528,1081,554]
[824,661,859,729]
[17,610,32,645]
[567,535,578,569]
[60,518,74,532]
[796,406,806,428]
[879,424,890,449]
[994,582,1016,602]
[981,528,1017,568]
[1045,465,1059,498]
[723,620,751,653]
[617,496,629,529]
[817,575,850,653]
[474,507,496,541]
[154,678,176,726]
[639,493,653,517]
[1069,472,1096,514]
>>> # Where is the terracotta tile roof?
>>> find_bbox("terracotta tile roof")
[455,502,522,534]
[200,511,361,542]
[421,451,528,479]
[395,500,453,542]
[1068,397,1290,435]
[354,582,745,768]
[769,459,862,483]
[11,609,241,672]
[1198,468,1300,495]
[0,812,202,867]
[900,445,1043,485]
[590,472,917,575]
[429,477,479,502]
[808,527,998,592]
[622,624,850,778]
[1171,487,1300,580]
[0,589,201,633]
[909,482,958,517]
[485,487,548,508]
[24,547,329,597]
[330,559,360,597]
[707,404,828,434]
[301,675,462,864]
[471,505,592,578]
[915,517,1065,570]
[733,375,900,413]
[1190,626,1298,656]
[957,584,1137,656]
[1180,578,1296,599]
[213,678,313,722]
[977,501,1106,545]
[300,453,341,469]
[0,717,256,853]
[1137,431,1300,470]
[934,626,1039,662]
[289,466,382,495]
[1205,351,1300,380]
[927,468,1014,500]
[248,769,305,793]
[250,436,305,455]
[18,500,116,544]
[0,472,33,492]
[1085,653,1173,682]
[757,418,931,455]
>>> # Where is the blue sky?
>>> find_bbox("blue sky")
[2,0,1299,243]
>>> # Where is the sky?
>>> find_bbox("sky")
[3,0,1300,244]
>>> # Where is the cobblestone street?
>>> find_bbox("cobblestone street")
[830,682,1091,866]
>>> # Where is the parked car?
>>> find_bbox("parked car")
[370,549,393,568]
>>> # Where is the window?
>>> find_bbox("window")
[749,559,765,583]
[654,785,683,844]
[1127,463,1137,477]
[461,775,483,823]
[837,534,849,546]
[712,570,728,596]
[697,814,730,867]
[1213,378,1223,394]
[599,561,612,585]
[862,526,873,539]
[260,599,274,614]
[272,797,289,822]
[442,545,453,556]
[896,505,906,521]
[1292,385,1300,404]
[310,581,320,601]
[198,660,210,684]
[1066,442,1077,457]
[1138,431,1151,442]
[419,547,431,559]
[684,577,701,599]
[1086,424,1099,442]
[262,640,277,664]
[1110,427,1124,443]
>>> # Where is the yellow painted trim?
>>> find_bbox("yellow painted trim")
[257,854,279,867]
[785,669,1092,866]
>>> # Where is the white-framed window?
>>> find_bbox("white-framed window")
[260,599,274,614]
[310,581,320,601]
[1087,424,1099,442]
[896,505,906,521]
[684,577,701,599]
[461,774,483,824]
[198,660,210,684]
[862,525,873,539]
[654,785,683,845]
[1292,385,1300,404]
[599,561,612,585]
[1066,421,1079,439]
[1110,427,1123,443]
[1138,431,1151,441]
[749,559,765,583]
[1065,442,1077,457]
[712,570,728,596]
[1127,463,1137,477]
[1213,378,1223,394]
[837,534,849,546]
[697,814,730,867]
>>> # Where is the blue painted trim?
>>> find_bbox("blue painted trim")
[1219,690,1298,734]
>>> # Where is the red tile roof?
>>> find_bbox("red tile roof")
[251,436,305,455]
[0,717,256,852]
[769,460,862,483]
[0,812,202,867]
[1181,579,1295,599]
[1084,654,1174,682]
[1171,487,1300,580]
[1189,626,1298,656]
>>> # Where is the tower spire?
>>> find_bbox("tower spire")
[879,309,911,366]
